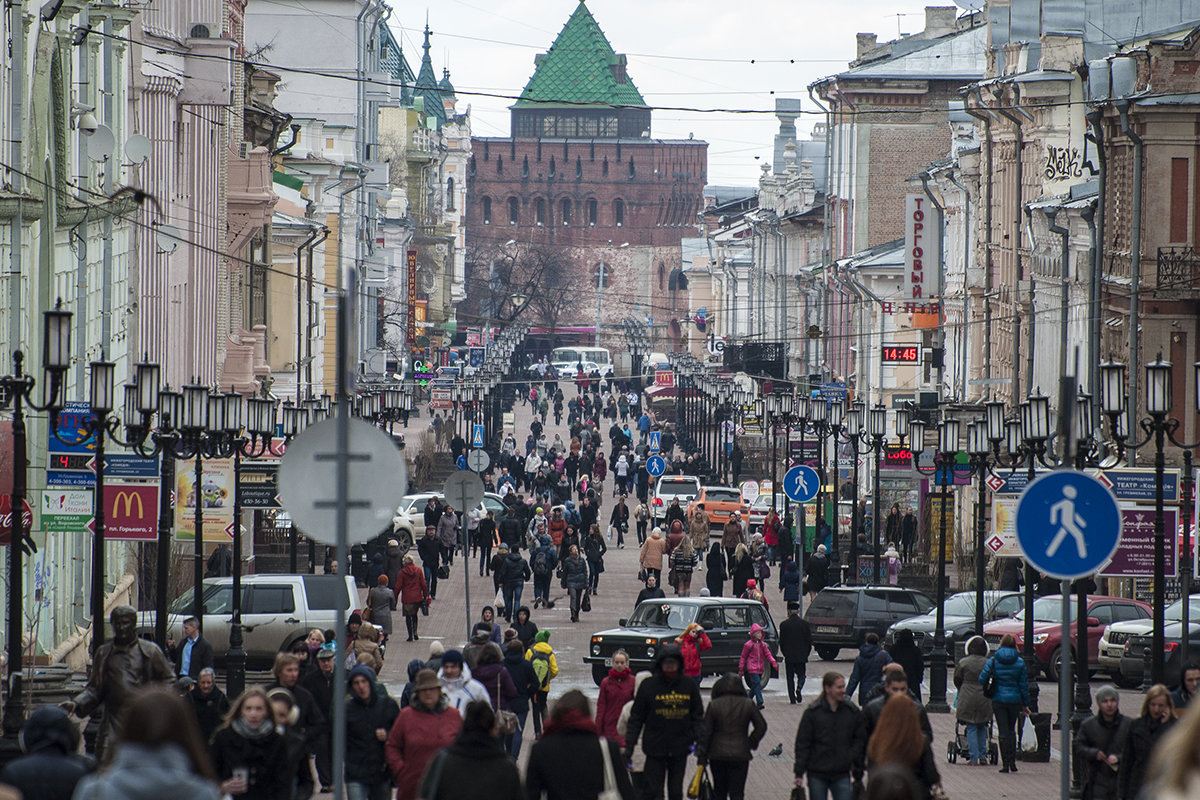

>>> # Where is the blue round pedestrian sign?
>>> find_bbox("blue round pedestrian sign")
[646,455,667,477]
[782,465,820,503]
[1015,470,1121,580]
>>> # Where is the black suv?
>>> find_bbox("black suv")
[585,597,779,686]
[807,586,934,661]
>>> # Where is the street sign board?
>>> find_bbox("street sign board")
[46,471,96,488]
[48,401,96,455]
[279,419,408,545]
[741,480,760,504]
[238,462,281,508]
[990,469,1049,496]
[104,482,159,541]
[40,489,93,532]
[645,455,666,477]
[654,370,675,388]
[467,449,490,473]
[472,424,485,449]
[648,431,661,453]
[443,471,485,515]
[782,465,820,503]
[101,453,161,480]
[1093,468,1179,503]
[430,388,453,409]
[1016,471,1121,580]
[1101,508,1178,578]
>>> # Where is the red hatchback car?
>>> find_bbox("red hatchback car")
[982,594,1152,681]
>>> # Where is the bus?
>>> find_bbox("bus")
[549,346,614,377]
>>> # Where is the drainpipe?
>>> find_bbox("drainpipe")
[964,88,996,389]
[295,224,323,404]
[75,9,92,399]
[1023,204,1037,393]
[1080,202,1099,432]
[1085,108,1106,429]
[1045,206,1071,385]
[921,172,947,398]
[993,83,1032,401]
[1118,100,1144,465]
[305,227,330,397]
[101,15,116,355]
[9,2,25,359]
[272,121,299,156]
[945,171,971,400]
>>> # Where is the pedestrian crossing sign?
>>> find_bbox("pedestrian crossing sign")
[472,424,485,448]
[649,431,661,452]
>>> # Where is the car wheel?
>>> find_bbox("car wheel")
[1112,671,1141,689]
[816,645,840,661]
[592,663,608,687]
[1046,646,1069,682]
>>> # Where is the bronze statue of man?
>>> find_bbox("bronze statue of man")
[64,604,173,758]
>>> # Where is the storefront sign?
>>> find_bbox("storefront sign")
[406,249,418,345]
[105,482,159,541]
[1102,508,1178,578]
[40,489,93,532]
[175,458,234,542]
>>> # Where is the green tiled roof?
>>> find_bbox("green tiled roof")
[513,2,646,109]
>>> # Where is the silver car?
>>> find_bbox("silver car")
[1098,595,1200,685]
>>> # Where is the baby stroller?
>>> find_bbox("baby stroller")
[947,720,998,765]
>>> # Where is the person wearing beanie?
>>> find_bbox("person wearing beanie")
[778,601,812,705]
[427,640,445,674]
[346,611,363,651]
[624,646,704,800]
[1076,685,1129,799]
[386,669,461,800]
[526,630,559,736]
[0,705,93,800]
[438,649,490,717]
[953,635,993,766]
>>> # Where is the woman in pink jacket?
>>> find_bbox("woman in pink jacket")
[738,623,778,710]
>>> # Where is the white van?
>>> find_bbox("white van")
[550,346,614,377]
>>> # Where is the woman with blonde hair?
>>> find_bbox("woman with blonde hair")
[1119,683,1175,799]
[866,694,941,799]
[1147,694,1200,799]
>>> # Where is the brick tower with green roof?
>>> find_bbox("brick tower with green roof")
[466,1,707,352]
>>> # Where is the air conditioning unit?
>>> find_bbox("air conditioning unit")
[188,21,220,39]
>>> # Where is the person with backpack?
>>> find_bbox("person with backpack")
[529,535,558,609]
[496,546,531,624]
[741,578,768,610]
[738,623,778,710]
[584,524,608,595]
[635,501,650,545]
[502,639,540,759]
[846,633,892,706]
[526,631,559,737]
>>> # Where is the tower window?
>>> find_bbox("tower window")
[560,199,571,226]
[482,196,491,225]
[445,177,455,211]
[628,158,635,179]
[497,156,503,175]
[587,198,597,226]
[522,156,529,178]
[535,198,546,226]
[549,157,556,179]
[508,197,518,225]
[602,158,609,178]
[614,199,624,227]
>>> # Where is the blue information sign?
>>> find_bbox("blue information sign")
[648,431,661,453]
[1016,471,1121,580]
[472,424,485,448]
[782,465,820,503]
[646,455,666,477]
[48,401,96,455]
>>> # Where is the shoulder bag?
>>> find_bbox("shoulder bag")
[494,673,519,735]
[981,659,997,699]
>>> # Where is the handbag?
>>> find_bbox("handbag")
[494,673,519,735]
[437,565,450,580]
[597,736,622,800]
[982,662,997,699]
[581,591,592,613]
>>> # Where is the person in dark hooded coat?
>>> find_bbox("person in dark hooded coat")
[400,657,428,709]
[0,705,94,800]
[345,664,400,800]
[419,700,523,800]
[696,674,767,800]
[886,629,925,704]
[706,543,726,597]
[509,605,538,647]
[623,646,705,800]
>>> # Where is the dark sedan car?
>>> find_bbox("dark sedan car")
[585,597,778,686]
[1120,621,1200,689]
[886,590,1024,658]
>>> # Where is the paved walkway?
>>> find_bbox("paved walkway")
[374,389,1082,799]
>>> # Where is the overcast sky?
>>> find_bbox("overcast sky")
[388,0,954,187]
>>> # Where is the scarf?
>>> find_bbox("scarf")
[541,709,599,738]
[232,715,276,741]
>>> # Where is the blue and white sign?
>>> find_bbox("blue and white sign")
[1094,468,1179,503]
[646,455,666,477]
[648,431,661,453]
[102,453,161,480]
[1016,470,1121,580]
[48,401,96,455]
[472,424,485,449]
[782,465,821,503]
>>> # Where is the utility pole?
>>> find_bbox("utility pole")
[595,260,606,347]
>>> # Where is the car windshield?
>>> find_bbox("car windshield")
[398,495,427,513]
[942,593,977,617]
[704,489,740,503]
[628,602,698,629]
[1165,597,1200,621]
[658,481,698,498]
[1016,597,1077,623]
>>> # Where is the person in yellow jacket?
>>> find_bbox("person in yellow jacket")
[526,629,559,736]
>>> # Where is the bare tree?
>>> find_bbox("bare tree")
[462,241,581,333]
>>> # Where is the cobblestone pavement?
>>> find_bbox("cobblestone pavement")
[372,390,1147,799]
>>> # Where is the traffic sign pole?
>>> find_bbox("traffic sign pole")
[444,472,485,640]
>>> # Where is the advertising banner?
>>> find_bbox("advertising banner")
[175,458,235,542]
[40,489,93,532]
[1102,508,1179,578]
[105,483,159,541]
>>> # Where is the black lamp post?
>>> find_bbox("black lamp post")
[0,303,71,762]
[810,397,832,563]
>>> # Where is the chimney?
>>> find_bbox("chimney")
[924,6,958,38]
[856,33,878,58]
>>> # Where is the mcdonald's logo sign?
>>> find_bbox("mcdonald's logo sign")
[104,483,158,541]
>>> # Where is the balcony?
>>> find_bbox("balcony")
[1157,247,1200,290]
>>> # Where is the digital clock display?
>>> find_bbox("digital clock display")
[881,345,920,364]
[51,453,92,471]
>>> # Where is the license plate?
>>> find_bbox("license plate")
[816,626,840,634]
[604,658,612,667]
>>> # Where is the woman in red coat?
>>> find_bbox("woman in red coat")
[386,669,461,800]
[762,510,781,565]
[394,555,430,642]
[594,650,636,742]
[675,622,713,679]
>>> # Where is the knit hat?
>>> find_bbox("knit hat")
[1094,685,1120,703]
[441,649,465,666]
[787,602,800,612]
[747,579,757,588]
[504,628,518,642]
[429,640,445,658]
[348,612,363,626]
[534,630,551,644]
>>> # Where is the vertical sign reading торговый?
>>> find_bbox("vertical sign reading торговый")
[406,249,418,346]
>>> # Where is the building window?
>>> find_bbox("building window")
[497,155,503,175]
[587,198,597,226]
[602,158,609,178]
[628,157,635,179]
[508,197,519,225]
[482,197,491,225]
[614,199,624,227]
[535,197,545,226]
[560,198,571,226]
[658,264,665,290]
[522,156,530,178]
[1170,157,1189,243]
[549,157,556,179]
[576,157,583,179]
[445,177,455,211]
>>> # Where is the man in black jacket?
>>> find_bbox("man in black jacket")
[624,646,704,800]
[1075,685,1129,800]
[778,602,812,705]
[0,705,93,800]
[635,575,667,610]
[579,495,599,533]
[416,526,442,598]
[189,668,230,744]
[861,666,933,744]
[345,663,400,799]
[301,644,337,791]
[498,510,525,551]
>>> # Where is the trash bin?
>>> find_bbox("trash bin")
[1018,712,1052,762]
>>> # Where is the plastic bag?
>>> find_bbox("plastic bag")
[1020,716,1037,753]
[687,767,704,799]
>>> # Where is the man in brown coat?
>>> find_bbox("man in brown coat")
[722,513,746,562]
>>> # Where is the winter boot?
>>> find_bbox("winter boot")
[998,742,1012,773]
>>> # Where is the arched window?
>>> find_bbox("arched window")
[481,196,491,225]
[535,198,546,226]
[508,197,519,225]
[445,177,455,211]
[497,155,503,175]
[614,199,624,227]
[560,198,571,226]
[587,198,597,226]
[657,263,666,291]
[628,157,635,179]
[549,157,556,179]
